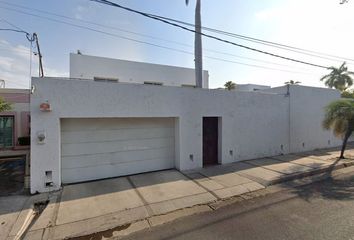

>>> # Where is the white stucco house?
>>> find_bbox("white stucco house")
[30,72,342,193]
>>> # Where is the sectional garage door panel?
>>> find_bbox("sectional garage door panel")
[61,118,175,184]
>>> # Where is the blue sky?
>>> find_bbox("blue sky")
[0,0,353,89]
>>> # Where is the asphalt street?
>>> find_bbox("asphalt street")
[122,171,354,240]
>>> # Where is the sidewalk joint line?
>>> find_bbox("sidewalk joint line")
[126,176,154,216]
[245,160,290,175]
[179,171,221,200]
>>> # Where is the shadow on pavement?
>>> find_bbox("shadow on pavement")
[281,156,354,202]
[0,156,25,196]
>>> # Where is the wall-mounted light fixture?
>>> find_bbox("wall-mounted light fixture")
[40,101,51,112]
[37,131,46,144]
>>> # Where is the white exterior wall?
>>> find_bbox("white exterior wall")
[31,77,289,193]
[288,86,341,152]
[30,78,341,194]
[70,54,209,88]
[263,85,342,152]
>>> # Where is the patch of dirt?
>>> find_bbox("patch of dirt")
[67,223,132,240]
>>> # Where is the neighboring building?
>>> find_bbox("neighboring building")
[235,84,271,91]
[30,77,341,193]
[0,88,31,190]
[70,53,209,88]
[0,89,30,149]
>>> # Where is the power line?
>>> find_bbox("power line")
[89,0,329,69]
[0,27,34,42]
[1,1,351,66]
[204,56,318,75]
[90,0,348,66]
[0,1,191,47]
[0,17,26,32]
[148,14,354,63]
[0,0,346,63]
[92,0,353,63]
[0,28,28,35]
[0,3,319,71]
[2,2,351,66]
[1,2,328,70]
[0,6,321,75]
[0,2,315,70]
[0,20,44,78]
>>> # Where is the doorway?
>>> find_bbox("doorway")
[203,117,219,166]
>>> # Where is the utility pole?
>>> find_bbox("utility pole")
[33,33,44,78]
[194,0,203,88]
[186,0,203,88]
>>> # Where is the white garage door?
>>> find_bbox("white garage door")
[61,118,175,184]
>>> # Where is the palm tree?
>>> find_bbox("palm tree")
[321,62,354,91]
[284,80,301,85]
[323,99,354,158]
[185,0,203,88]
[224,81,236,90]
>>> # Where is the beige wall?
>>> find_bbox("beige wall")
[0,89,30,148]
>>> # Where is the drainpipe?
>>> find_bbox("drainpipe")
[287,85,291,153]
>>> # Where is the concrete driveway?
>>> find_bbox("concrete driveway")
[18,145,354,240]
[48,170,218,239]
[56,170,216,226]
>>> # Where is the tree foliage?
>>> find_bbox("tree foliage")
[0,97,11,112]
[224,81,236,91]
[341,90,354,99]
[321,62,354,92]
[323,99,354,158]
[284,80,301,85]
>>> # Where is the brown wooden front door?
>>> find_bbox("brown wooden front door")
[203,117,218,166]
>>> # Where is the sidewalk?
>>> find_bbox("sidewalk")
[6,146,354,240]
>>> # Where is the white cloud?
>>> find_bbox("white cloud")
[73,2,98,20]
[0,38,68,89]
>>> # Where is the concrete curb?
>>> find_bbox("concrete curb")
[61,163,354,240]
[265,159,354,186]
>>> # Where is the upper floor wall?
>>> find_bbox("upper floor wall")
[235,84,271,92]
[70,53,209,88]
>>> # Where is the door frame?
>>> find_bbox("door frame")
[202,116,221,166]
